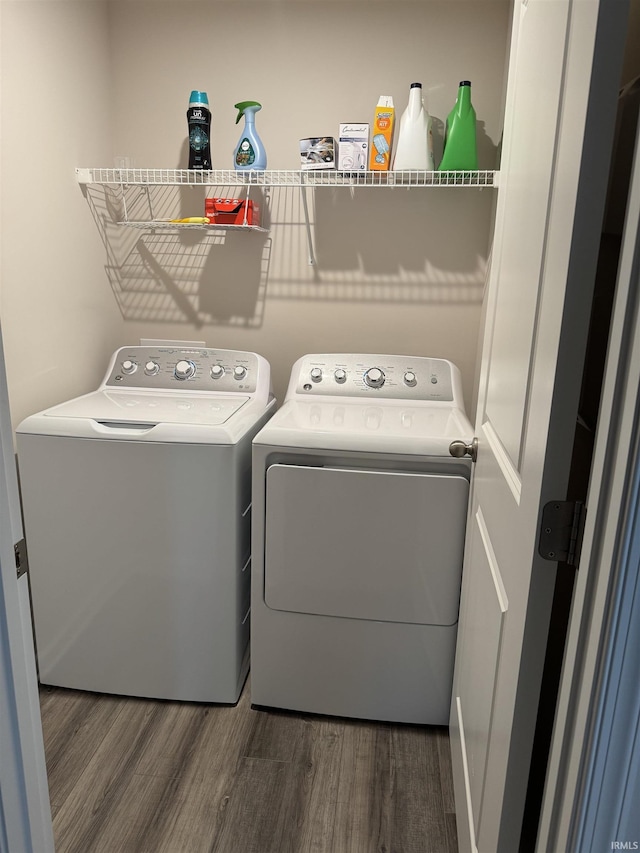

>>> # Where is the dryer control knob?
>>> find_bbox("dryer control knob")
[233,365,247,380]
[334,369,347,384]
[364,367,385,389]
[175,359,196,380]
[121,360,137,375]
[211,364,225,379]
[403,371,417,387]
[144,361,159,376]
[310,368,323,383]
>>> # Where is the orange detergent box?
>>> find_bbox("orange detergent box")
[204,198,260,226]
[369,96,395,170]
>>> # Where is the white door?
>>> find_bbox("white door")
[449,0,630,851]
[0,320,54,851]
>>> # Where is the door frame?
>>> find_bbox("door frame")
[0,321,54,853]
[538,107,640,853]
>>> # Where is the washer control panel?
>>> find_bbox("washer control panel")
[289,354,456,402]
[102,346,263,393]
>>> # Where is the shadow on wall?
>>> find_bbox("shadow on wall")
[81,168,495,326]
[313,186,492,276]
[83,181,272,327]
[311,120,497,280]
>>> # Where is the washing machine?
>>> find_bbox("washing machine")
[16,344,275,704]
[251,353,474,725]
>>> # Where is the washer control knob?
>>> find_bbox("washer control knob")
[144,361,159,376]
[310,367,323,383]
[233,365,247,380]
[121,360,137,375]
[174,359,196,380]
[364,367,385,389]
[211,364,225,379]
[334,369,347,384]
[403,371,417,387]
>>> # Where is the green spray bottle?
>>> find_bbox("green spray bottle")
[233,101,267,171]
[438,81,478,171]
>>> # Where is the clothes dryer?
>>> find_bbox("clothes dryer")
[17,344,274,703]
[251,353,473,724]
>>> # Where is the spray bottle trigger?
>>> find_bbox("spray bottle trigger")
[234,100,262,124]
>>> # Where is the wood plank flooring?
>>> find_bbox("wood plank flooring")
[39,679,458,853]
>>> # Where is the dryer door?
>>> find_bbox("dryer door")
[264,463,469,625]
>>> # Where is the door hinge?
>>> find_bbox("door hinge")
[538,500,586,567]
[14,538,29,579]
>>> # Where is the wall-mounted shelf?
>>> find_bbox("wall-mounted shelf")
[77,166,498,264]
[76,168,498,188]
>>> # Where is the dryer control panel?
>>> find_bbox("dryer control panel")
[101,346,269,396]
[287,354,459,403]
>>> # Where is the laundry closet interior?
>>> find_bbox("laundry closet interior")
[1,0,511,428]
[2,1,639,852]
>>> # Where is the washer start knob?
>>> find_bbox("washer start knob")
[364,367,385,389]
[174,359,196,380]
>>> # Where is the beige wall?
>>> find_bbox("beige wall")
[0,0,121,429]
[1,0,511,422]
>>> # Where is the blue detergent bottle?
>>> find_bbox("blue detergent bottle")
[233,101,267,171]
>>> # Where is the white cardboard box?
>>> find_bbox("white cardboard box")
[338,123,369,171]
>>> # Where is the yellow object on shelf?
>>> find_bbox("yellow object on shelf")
[170,216,211,224]
[369,96,395,171]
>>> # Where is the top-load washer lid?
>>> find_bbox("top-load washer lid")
[254,353,474,456]
[15,389,256,443]
[41,389,249,426]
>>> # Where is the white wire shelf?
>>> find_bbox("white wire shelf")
[117,220,269,233]
[76,167,498,188]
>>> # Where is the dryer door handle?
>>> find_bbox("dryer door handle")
[449,437,478,463]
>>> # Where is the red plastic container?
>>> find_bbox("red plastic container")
[205,197,260,226]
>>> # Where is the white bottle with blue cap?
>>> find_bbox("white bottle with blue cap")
[187,90,212,170]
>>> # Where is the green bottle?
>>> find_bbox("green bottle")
[438,80,478,171]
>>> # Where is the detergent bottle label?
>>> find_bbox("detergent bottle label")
[235,138,255,167]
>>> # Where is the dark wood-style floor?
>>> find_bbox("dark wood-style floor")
[39,679,459,853]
